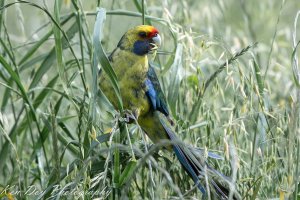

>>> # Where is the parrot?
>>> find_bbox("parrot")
[98,25,240,199]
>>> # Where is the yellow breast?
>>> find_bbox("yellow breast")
[99,48,151,117]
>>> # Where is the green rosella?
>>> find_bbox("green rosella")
[99,25,240,199]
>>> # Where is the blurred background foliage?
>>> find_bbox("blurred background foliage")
[0,0,300,199]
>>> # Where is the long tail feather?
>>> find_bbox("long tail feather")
[157,112,240,199]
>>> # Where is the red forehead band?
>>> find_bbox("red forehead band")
[148,28,159,38]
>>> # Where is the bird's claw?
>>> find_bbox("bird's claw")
[121,109,138,123]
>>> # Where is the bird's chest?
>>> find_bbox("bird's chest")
[100,54,150,117]
[118,60,150,116]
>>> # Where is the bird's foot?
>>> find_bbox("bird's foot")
[122,109,137,123]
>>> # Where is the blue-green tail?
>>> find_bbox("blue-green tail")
[158,112,240,199]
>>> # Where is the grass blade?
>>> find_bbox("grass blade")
[93,8,123,110]
[119,160,137,186]
[253,59,264,96]
[53,0,67,93]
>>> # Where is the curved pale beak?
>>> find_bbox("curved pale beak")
[152,33,161,47]
[149,34,161,51]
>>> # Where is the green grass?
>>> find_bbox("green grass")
[0,0,300,199]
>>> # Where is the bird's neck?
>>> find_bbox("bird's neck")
[125,50,149,72]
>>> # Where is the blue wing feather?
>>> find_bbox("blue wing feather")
[145,78,157,110]
[145,64,169,117]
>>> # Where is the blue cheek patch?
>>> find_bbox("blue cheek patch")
[133,40,150,55]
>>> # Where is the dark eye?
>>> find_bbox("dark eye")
[139,31,147,38]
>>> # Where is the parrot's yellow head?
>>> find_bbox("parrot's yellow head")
[117,25,161,56]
